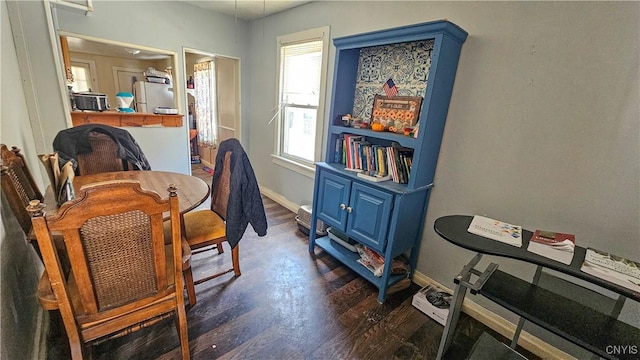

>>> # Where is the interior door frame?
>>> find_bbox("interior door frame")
[112,66,146,96]
[182,47,241,145]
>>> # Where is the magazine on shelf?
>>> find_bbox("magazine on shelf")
[467,215,522,247]
[355,244,386,277]
[580,248,640,293]
[527,230,575,265]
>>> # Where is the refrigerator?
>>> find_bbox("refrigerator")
[134,81,175,113]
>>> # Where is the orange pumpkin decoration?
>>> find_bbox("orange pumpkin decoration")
[371,123,385,132]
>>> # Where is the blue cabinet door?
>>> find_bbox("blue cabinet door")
[317,170,351,231]
[347,182,393,252]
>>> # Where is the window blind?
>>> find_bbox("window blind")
[281,40,323,106]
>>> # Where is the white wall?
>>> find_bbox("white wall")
[5,0,69,158]
[247,1,639,355]
[1,2,47,359]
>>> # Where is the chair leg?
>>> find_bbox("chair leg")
[58,307,84,360]
[184,266,196,307]
[174,303,190,360]
[216,244,224,254]
[231,245,241,277]
[68,338,85,360]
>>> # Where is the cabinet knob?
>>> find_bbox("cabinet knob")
[340,203,346,210]
[346,206,352,213]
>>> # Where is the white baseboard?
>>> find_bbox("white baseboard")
[258,185,299,213]
[200,158,214,169]
[412,271,576,360]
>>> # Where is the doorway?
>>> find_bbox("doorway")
[184,48,240,170]
[112,66,146,95]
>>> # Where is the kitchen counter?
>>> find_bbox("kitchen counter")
[71,111,183,127]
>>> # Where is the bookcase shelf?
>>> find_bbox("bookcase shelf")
[329,125,420,147]
[309,20,468,303]
[315,236,408,289]
[482,270,640,359]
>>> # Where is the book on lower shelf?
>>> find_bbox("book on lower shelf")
[467,215,522,247]
[356,172,391,182]
[527,230,575,265]
[580,248,640,293]
[327,227,357,252]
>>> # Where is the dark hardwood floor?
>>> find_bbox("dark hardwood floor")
[45,165,540,359]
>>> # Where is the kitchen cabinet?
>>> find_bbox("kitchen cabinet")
[60,36,73,84]
[308,20,468,303]
[71,111,183,127]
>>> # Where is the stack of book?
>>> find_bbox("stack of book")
[337,134,412,184]
[467,215,522,247]
[385,145,413,184]
[527,230,575,265]
[580,248,640,293]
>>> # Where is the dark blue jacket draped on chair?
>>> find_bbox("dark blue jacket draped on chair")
[214,138,267,248]
[53,124,151,171]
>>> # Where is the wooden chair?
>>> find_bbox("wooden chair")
[76,132,134,175]
[29,181,190,359]
[174,150,240,286]
[1,144,44,250]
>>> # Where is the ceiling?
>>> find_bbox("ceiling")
[65,1,310,60]
[65,36,171,60]
[179,0,311,20]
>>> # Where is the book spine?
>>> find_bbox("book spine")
[345,134,352,169]
[334,135,343,163]
[386,147,398,183]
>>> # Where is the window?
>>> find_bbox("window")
[70,59,97,92]
[274,26,330,174]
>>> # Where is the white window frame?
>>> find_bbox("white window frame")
[70,58,98,92]
[272,26,330,179]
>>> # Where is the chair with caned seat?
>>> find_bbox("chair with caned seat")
[1,144,44,254]
[29,180,191,360]
[52,124,151,176]
[76,132,134,175]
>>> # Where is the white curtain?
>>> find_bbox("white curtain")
[194,60,217,146]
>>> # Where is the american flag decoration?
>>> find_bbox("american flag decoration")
[383,78,398,97]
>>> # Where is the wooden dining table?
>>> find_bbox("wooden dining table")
[44,170,210,217]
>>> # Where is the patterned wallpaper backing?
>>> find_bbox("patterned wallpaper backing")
[352,40,435,120]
